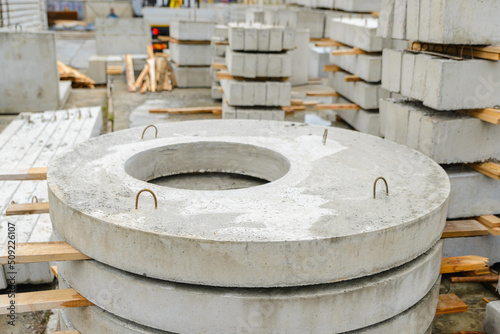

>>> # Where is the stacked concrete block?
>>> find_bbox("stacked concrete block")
[95,18,151,55]
[211,25,229,99]
[484,300,500,334]
[378,0,500,44]
[330,48,382,82]
[223,22,294,120]
[309,47,331,78]
[168,20,216,88]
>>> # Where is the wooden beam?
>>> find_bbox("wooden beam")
[436,294,468,315]
[291,99,303,106]
[410,42,500,61]
[468,161,500,180]
[316,103,362,110]
[6,202,50,216]
[449,273,499,283]
[124,55,136,92]
[214,40,229,46]
[331,47,369,56]
[216,71,233,80]
[440,256,489,274]
[134,64,149,90]
[146,58,156,93]
[282,106,306,113]
[212,63,227,71]
[169,38,210,45]
[147,45,154,59]
[465,108,500,125]
[441,220,489,238]
[0,167,48,181]
[323,64,341,72]
[315,40,346,47]
[0,289,93,314]
[106,65,122,75]
[0,241,91,265]
[476,215,500,228]
[303,100,318,106]
[149,106,222,114]
[51,265,59,279]
[306,91,340,97]
[344,75,362,82]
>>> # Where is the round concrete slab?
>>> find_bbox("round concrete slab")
[57,241,442,333]
[48,120,450,287]
[58,271,440,334]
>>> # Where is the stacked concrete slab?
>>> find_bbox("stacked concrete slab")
[211,25,229,100]
[378,0,500,267]
[222,23,294,120]
[169,20,216,88]
[49,120,449,333]
[95,18,151,55]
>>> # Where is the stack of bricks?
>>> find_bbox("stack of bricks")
[222,23,294,120]
[377,0,500,263]
[169,20,216,88]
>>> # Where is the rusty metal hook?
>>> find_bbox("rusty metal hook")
[373,177,389,199]
[322,129,328,145]
[32,196,38,203]
[141,125,158,140]
[135,189,158,209]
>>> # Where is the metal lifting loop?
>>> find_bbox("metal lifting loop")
[32,196,38,203]
[141,124,158,140]
[322,129,328,146]
[135,189,158,210]
[373,177,389,199]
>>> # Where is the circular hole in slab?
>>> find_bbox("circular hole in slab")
[125,141,290,191]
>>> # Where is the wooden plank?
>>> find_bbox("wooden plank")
[214,40,229,46]
[478,223,500,236]
[449,273,499,283]
[51,265,59,279]
[134,64,149,90]
[476,215,500,228]
[468,161,500,180]
[331,47,369,56]
[146,58,156,93]
[169,38,210,45]
[106,65,122,75]
[53,330,80,334]
[344,75,362,82]
[6,202,50,216]
[149,106,222,114]
[124,54,136,92]
[323,64,341,72]
[212,63,227,70]
[0,288,93,314]
[0,167,47,181]
[440,256,489,274]
[465,108,500,125]
[140,77,148,94]
[216,71,289,81]
[306,91,340,97]
[410,42,500,61]
[291,99,303,106]
[441,220,489,238]
[282,106,306,113]
[315,40,346,47]
[147,44,154,59]
[316,103,362,110]
[303,100,318,106]
[216,71,233,80]
[0,241,91,265]
[436,294,468,315]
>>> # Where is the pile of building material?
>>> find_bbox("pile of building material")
[57,61,95,88]
[49,120,449,333]
[220,23,294,120]
[0,107,102,288]
[129,50,176,94]
[168,20,216,88]
[210,25,229,100]
[378,0,500,271]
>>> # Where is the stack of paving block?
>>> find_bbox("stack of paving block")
[222,23,294,120]
[169,20,216,88]
[324,16,406,136]
[378,0,500,263]
[211,25,229,100]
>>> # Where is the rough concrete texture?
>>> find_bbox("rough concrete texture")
[211,85,223,100]
[377,0,406,39]
[296,9,325,39]
[291,29,309,86]
[330,48,382,82]
[379,99,500,164]
[226,48,292,78]
[403,0,500,44]
[334,97,381,136]
[169,20,216,41]
[0,32,60,113]
[95,18,151,55]
[48,120,449,287]
[484,301,500,334]
[228,23,294,51]
[215,24,228,39]
[309,47,330,78]
[330,18,394,52]
[221,79,291,106]
[170,63,211,88]
[385,49,500,110]
[57,241,442,333]
[211,38,227,57]
[446,165,500,219]
[324,11,369,39]
[170,43,212,66]
[328,70,389,109]
[444,234,500,268]
[335,0,382,12]
[264,8,298,28]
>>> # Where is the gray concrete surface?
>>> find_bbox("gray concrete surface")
[48,120,449,287]
[169,20,216,41]
[330,48,382,82]
[96,18,151,55]
[485,300,500,334]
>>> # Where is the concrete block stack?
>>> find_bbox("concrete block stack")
[323,17,406,136]
[210,25,229,100]
[378,0,500,263]
[169,20,216,88]
[221,23,294,120]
